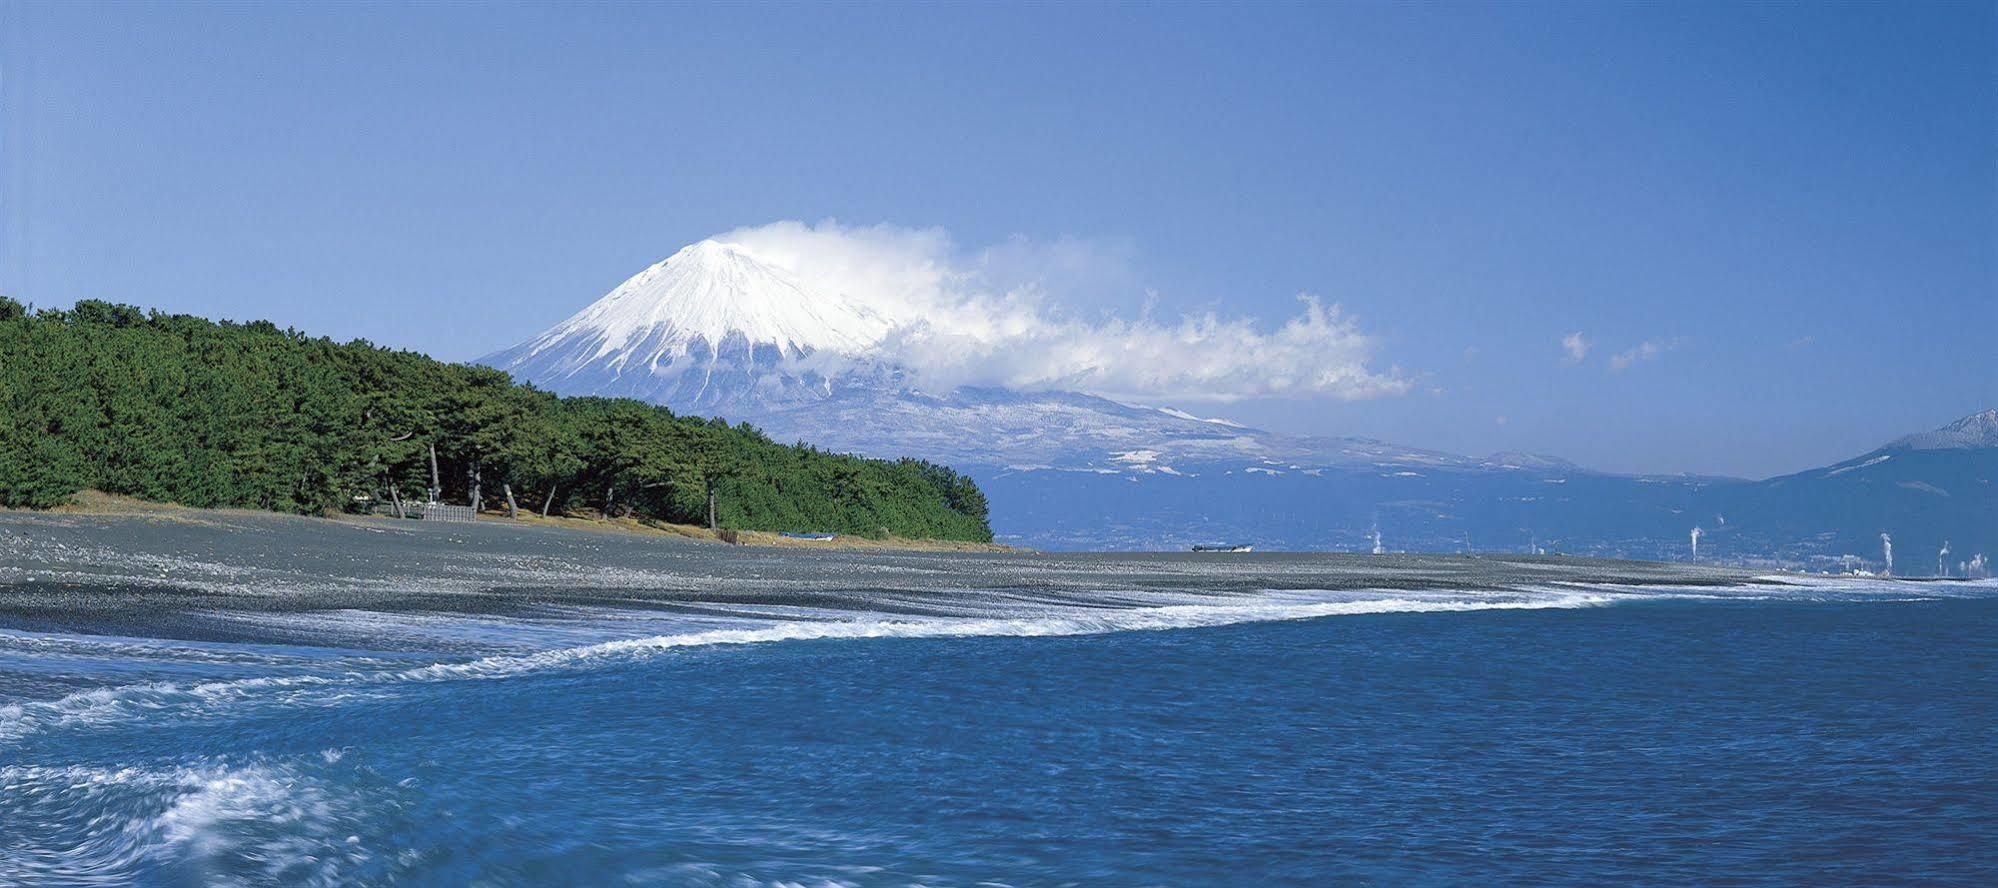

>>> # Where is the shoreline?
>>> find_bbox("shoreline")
[0,500,1796,629]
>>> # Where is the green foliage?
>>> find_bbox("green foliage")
[0,303,993,541]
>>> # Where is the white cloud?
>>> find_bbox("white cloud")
[717,220,1409,403]
[1560,332,1590,364]
[1609,338,1679,372]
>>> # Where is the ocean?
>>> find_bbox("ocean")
[1,514,1993,886]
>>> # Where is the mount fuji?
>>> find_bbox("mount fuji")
[482,240,1994,567]
[480,238,1460,472]
[479,240,892,413]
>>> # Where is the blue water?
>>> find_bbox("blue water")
[4,585,1995,885]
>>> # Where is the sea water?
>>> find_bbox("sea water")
[2,573,1993,886]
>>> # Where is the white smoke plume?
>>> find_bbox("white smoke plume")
[1880,532,1893,576]
[1939,540,1951,577]
[1690,526,1702,560]
[715,220,1411,403]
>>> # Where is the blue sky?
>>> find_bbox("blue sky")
[3,1,1991,477]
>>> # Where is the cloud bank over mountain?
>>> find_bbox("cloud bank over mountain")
[715,220,1409,403]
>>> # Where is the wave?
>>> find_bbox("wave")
[394,588,1617,680]
[1,587,1612,745]
[0,757,387,886]
[8,577,1987,746]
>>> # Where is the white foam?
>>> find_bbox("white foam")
[398,589,1616,681]
[0,758,376,886]
[1,588,1609,744]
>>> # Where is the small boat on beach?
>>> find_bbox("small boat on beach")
[780,531,838,541]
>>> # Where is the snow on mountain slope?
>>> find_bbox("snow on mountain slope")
[1885,408,1998,451]
[742,386,1294,471]
[1480,451,1582,471]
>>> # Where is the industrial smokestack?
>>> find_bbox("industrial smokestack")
[1881,533,1894,576]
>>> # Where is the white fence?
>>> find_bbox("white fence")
[419,503,477,523]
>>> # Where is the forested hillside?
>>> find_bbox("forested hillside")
[0,299,991,541]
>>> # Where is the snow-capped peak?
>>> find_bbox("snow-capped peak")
[506,239,892,372]
[1153,406,1247,428]
[1886,408,1998,451]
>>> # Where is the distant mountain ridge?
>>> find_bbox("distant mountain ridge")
[483,239,1994,568]
[1885,408,1998,451]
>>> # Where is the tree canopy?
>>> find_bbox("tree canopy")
[0,298,992,541]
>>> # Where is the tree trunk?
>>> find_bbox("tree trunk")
[605,484,614,515]
[503,482,518,519]
[469,460,483,513]
[386,477,406,519]
[541,485,557,518]
[427,443,441,504]
[707,485,718,532]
